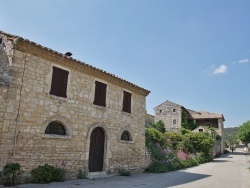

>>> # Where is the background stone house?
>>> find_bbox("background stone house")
[188,110,225,153]
[154,100,189,131]
[154,100,225,153]
[0,30,150,177]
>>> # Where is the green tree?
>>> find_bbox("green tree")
[238,121,250,145]
[164,131,182,150]
[151,120,166,133]
[186,132,215,154]
[181,111,198,130]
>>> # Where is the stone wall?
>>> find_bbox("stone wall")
[145,113,154,127]
[0,46,148,176]
[154,101,182,131]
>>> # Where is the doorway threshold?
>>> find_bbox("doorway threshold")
[87,171,113,180]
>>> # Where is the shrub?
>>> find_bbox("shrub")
[118,169,131,176]
[53,167,66,182]
[77,170,86,179]
[151,120,166,133]
[31,164,66,184]
[165,131,182,150]
[180,127,192,135]
[196,152,213,164]
[223,149,230,154]
[216,135,222,141]
[1,163,21,186]
[146,128,166,146]
[187,132,215,154]
[180,157,199,168]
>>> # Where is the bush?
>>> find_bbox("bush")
[165,131,182,150]
[31,164,66,184]
[145,161,168,173]
[1,163,21,186]
[223,149,230,154]
[146,128,166,146]
[118,169,131,176]
[151,120,166,133]
[77,170,86,179]
[180,127,192,135]
[53,167,66,182]
[196,152,213,164]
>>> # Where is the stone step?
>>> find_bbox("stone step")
[87,171,113,179]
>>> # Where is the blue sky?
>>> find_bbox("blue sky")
[1,0,250,127]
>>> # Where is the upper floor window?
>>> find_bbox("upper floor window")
[122,91,132,113]
[205,123,211,127]
[93,81,107,107]
[173,119,176,125]
[50,66,69,98]
[45,121,66,135]
[121,131,132,141]
[173,109,176,112]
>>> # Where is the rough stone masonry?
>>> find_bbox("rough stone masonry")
[0,30,150,178]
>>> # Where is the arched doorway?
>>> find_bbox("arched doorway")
[88,127,105,172]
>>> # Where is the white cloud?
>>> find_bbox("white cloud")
[238,59,249,64]
[212,64,228,75]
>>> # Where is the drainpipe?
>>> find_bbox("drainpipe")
[12,50,27,162]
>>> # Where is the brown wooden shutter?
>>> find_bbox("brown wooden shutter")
[50,67,69,98]
[122,91,132,113]
[93,81,107,107]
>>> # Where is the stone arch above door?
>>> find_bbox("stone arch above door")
[86,123,111,173]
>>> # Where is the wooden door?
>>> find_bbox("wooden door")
[88,127,105,172]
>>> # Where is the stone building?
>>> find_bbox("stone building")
[154,100,189,131]
[0,30,150,177]
[188,110,225,153]
[154,100,225,152]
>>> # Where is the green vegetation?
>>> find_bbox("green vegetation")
[0,163,21,186]
[31,164,66,184]
[151,120,166,133]
[145,121,215,173]
[238,121,250,145]
[181,111,198,130]
[224,127,239,147]
[118,169,131,176]
[76,169,86,179]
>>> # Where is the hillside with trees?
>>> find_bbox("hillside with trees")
[224,127,239,147]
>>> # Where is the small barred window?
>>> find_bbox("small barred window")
[121,131,132,141]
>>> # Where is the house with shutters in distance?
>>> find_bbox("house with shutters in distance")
[154,100,225,153]
[0,30,150,178]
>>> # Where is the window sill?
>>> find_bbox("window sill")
[47,93,68,102]
[92,104,106,110]
[121,111,131,116]
[119,140,134,144]
[43,134,72,139]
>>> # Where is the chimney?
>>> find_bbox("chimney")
[65,52,72,57]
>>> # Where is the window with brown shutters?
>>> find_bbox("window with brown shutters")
[45,121,66,135]
[93,81,107,107]
[122,91,132,113]
[121,131,132,141]
[50,66,69,98]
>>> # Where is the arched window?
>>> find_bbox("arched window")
[45,121,66,135]
[121,131,132,141]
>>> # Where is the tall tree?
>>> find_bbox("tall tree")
[238,121,250,145]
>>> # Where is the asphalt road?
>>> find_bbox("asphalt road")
[13,149,250,188]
